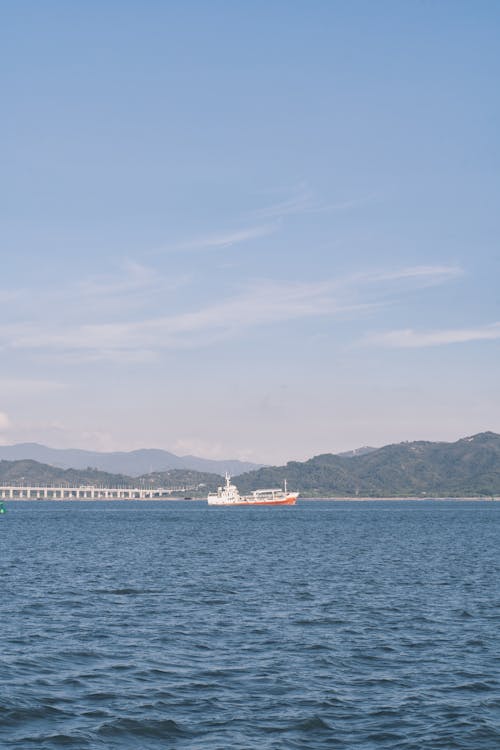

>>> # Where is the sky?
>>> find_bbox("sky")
[1,1,499,464]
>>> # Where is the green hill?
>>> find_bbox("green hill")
[0,460,222,496]
[236,432,500,497]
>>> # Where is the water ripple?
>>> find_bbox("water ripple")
[1,500,499,749]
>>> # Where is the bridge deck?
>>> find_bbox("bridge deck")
[0,485,194,499]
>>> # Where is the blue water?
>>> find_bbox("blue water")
[1,500,499,749]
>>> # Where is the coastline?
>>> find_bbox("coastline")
[302,496,499,502]
[4,496,498,503]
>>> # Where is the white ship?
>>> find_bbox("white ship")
[207,473,298,506]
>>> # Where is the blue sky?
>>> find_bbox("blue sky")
[1,2,499,463]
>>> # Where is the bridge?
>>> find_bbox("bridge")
[0,485,198,499]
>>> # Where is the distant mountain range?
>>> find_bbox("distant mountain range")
[0,432,499,497]
[0,443,261,477]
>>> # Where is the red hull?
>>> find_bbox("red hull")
[214,496,297,506]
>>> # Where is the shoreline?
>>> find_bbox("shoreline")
[4,496,498,503]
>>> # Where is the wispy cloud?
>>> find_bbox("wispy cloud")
[0,278,374,362]
[0,263,464,362]
[156,279,371,339]
[364,322,500,348]
[76,261,190,311]
[0,378,67,394]
[153,183,371,255]
[254,185,315,219]
[253,183,376,220]
[162,224,277,253]
[46,349,159,365]
[0,260,190,324]
[78,261,160,298]
[353,265,464,286]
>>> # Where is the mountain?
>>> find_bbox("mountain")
[0,459,222,495]
[236,432,500,497]
[2,433,499,497]
[0,443,260,477]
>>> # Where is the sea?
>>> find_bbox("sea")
[1,500,499,749]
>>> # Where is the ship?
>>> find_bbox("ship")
[207,473,298,506]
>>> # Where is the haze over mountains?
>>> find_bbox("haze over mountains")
[0,433,499,497]
[336,446,377,459]
[0,443,261,477]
